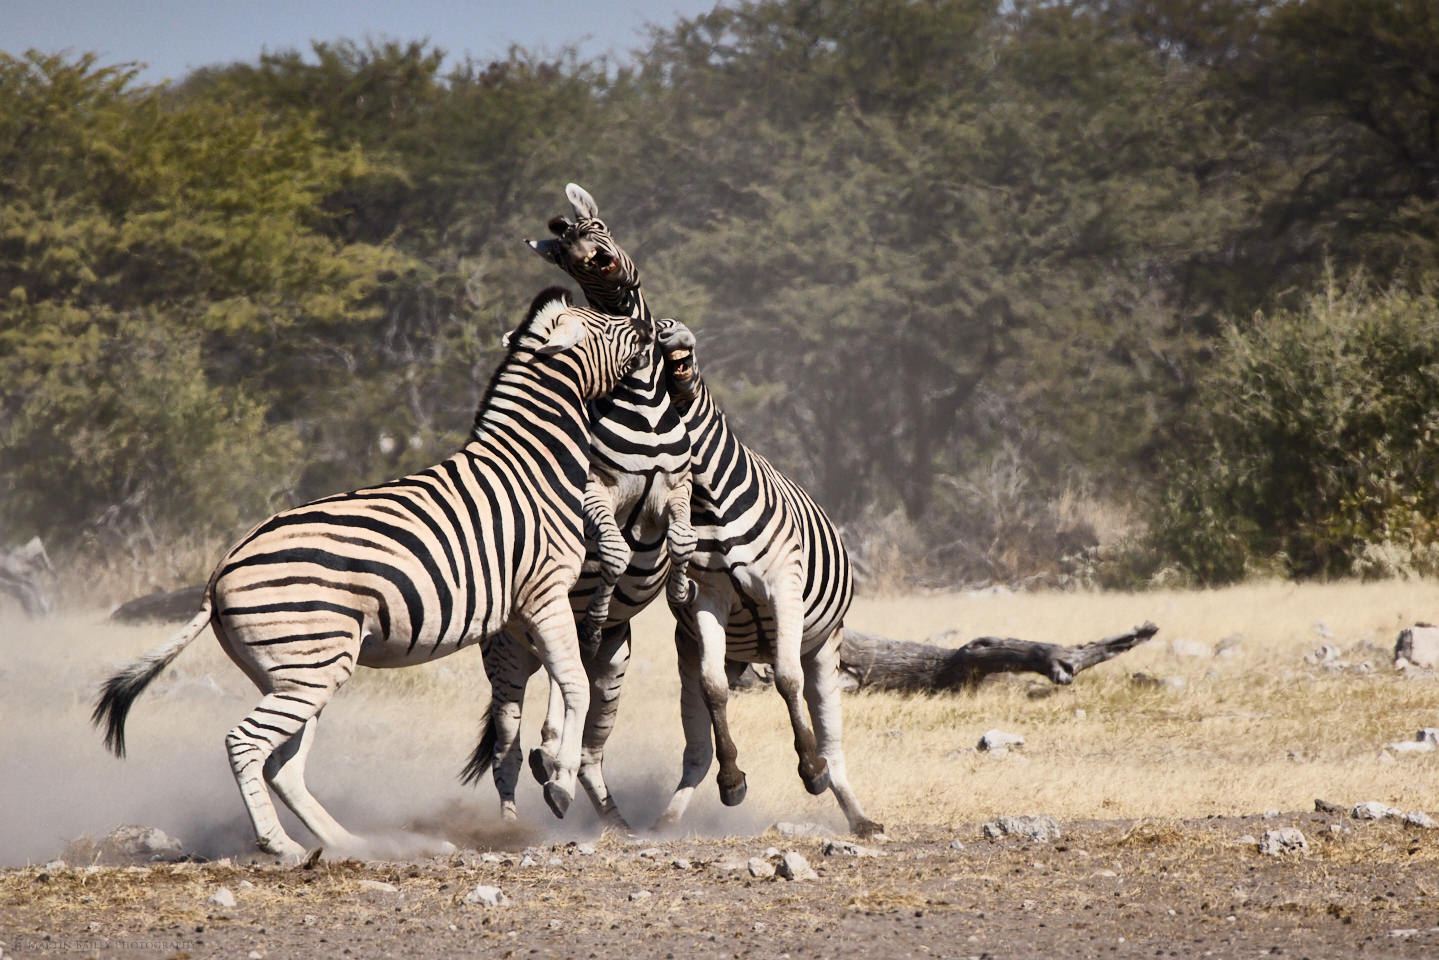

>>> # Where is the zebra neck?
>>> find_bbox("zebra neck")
[469,361,592,489]
[675,380,733,485]
[580,281,647,323]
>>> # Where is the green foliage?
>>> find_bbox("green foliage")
[1150,273,1439,584]
[5,1,1439,591]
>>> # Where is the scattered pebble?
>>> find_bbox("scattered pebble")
[1353,801,1401,821]
[1404,811,1438,829]
[948,839,965,851]
[463,884,508,907]
[671,858,692,870]
[823,839,881,858]
[207,886,236,909]
[1314,798,1346,815]
[628,890,652,902]
[1259,828,1308,857]
[982,815,1061,842]
[977,729,1025,753]
[356,879,399,895]
[747,857,775,879]
[777,851,818,881]
[1262,809,1280,819]
[574,843,597,856]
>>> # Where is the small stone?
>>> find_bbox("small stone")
[548,919,562,930]
[1072,708,1086,719]
[1389,929,1420,939]
[1353,801,1401,821]
[463,884,508,907]
[1235,835,1257,845]
[1387,739,1434,755]
[1262,809,1280,819]
[628,890,652,902]
[671,858,692,870]
[978,729,1024,752]
[1404,811,1438,829]
[1096,869,1118,878]
[237,879,254,890]
[762,846,781,858]
[715,858,748,872]
[822,839,880,858]
[480,852,506,864]
[518,855,538,868]
[772,821,829,838]
[302,914,317,925]
[1306,643,1341,666]
[249,952,263,960]
[357,879,399,895]
[1259,828,1308,856]
[574,843,597,856]
[948,839,965,851]
[207,886,236,909]
[747,857,775,879]
[982,815,1061,842]
[777,851,818,881]
[1315,798,1346,815]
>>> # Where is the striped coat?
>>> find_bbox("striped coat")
[93,289,652,860]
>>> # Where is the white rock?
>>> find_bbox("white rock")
[1387,739,1435,755]
[628,890,652,902]
[671,858,692,870]
[747,857,775,879]
[1394,625,1439,669]
[1353,801,1401,820]
[1306,643,1341,666]
[1258,828,1308,856]
[463,884,508,907]
[978,729,1025,752]
[249,951,263,960]
[1404,811,1438,829]
[822,839,880,858]
[982,815,1061,842]
[574,842,597,856]
[101,825,185,860]
[777,851,818,881]
[948,839,965,851]
[1262,809,1280,819]
[207,886,236,908]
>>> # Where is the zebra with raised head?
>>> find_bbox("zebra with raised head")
[93,288,654,860]
[470,198,880,836]
[464,184,695,828]
[651,318,882,836]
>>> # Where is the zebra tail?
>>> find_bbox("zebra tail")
[93,599,213,758]
[459,709,497,786]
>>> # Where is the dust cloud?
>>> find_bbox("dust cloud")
[0,602,824,866]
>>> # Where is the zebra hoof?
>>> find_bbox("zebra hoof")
[543,781,573,819]
[528,748,552,786]
[800,758,830,796]
[718,772,748,807]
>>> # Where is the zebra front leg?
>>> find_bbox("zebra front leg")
[265,716,366,855]
[653,626,715,832]
[525,596,592,819]
[663,476,698,610]
[771,592,829,796]
[574,623,634,831]
[691,591,747,806]
[804,628,883,837]
[579,479,628,650]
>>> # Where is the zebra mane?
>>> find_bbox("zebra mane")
[472,286,577,435]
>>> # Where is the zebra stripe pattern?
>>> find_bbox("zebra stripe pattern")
[93,288,653,860]
[466,184,694,829]
[651,318,882,836]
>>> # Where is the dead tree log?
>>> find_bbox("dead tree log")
[108,584,206,624]
[1,536,54,617]
[834,622,1159,693]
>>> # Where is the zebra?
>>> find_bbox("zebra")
[463,183,695,828]
[649,317,882,837]
[92,288,654,861]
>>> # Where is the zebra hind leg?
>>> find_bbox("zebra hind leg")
[264,716,367,855]
[652,627,715,833]
[804,630,883,837]
[226,688,341,861]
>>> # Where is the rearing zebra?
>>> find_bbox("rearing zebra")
[93,288,653,860]
[465,184,695,828]
[652,318,881,837]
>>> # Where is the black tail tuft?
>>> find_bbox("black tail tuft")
[92,658,169,758]
[459,711,497,786]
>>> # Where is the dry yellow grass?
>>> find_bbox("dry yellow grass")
[3,578,1438,865]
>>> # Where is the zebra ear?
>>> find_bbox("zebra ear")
[566,183,600,221]
[537,310,586,355]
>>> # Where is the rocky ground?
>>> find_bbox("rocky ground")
[4,808,1439,960]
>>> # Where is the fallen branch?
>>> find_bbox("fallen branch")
[833,622,1160,693]
[109,584,206,624]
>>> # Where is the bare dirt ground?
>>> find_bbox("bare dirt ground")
[4,811,1439,960]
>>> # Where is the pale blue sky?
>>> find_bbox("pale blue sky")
[2,0,723,84]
